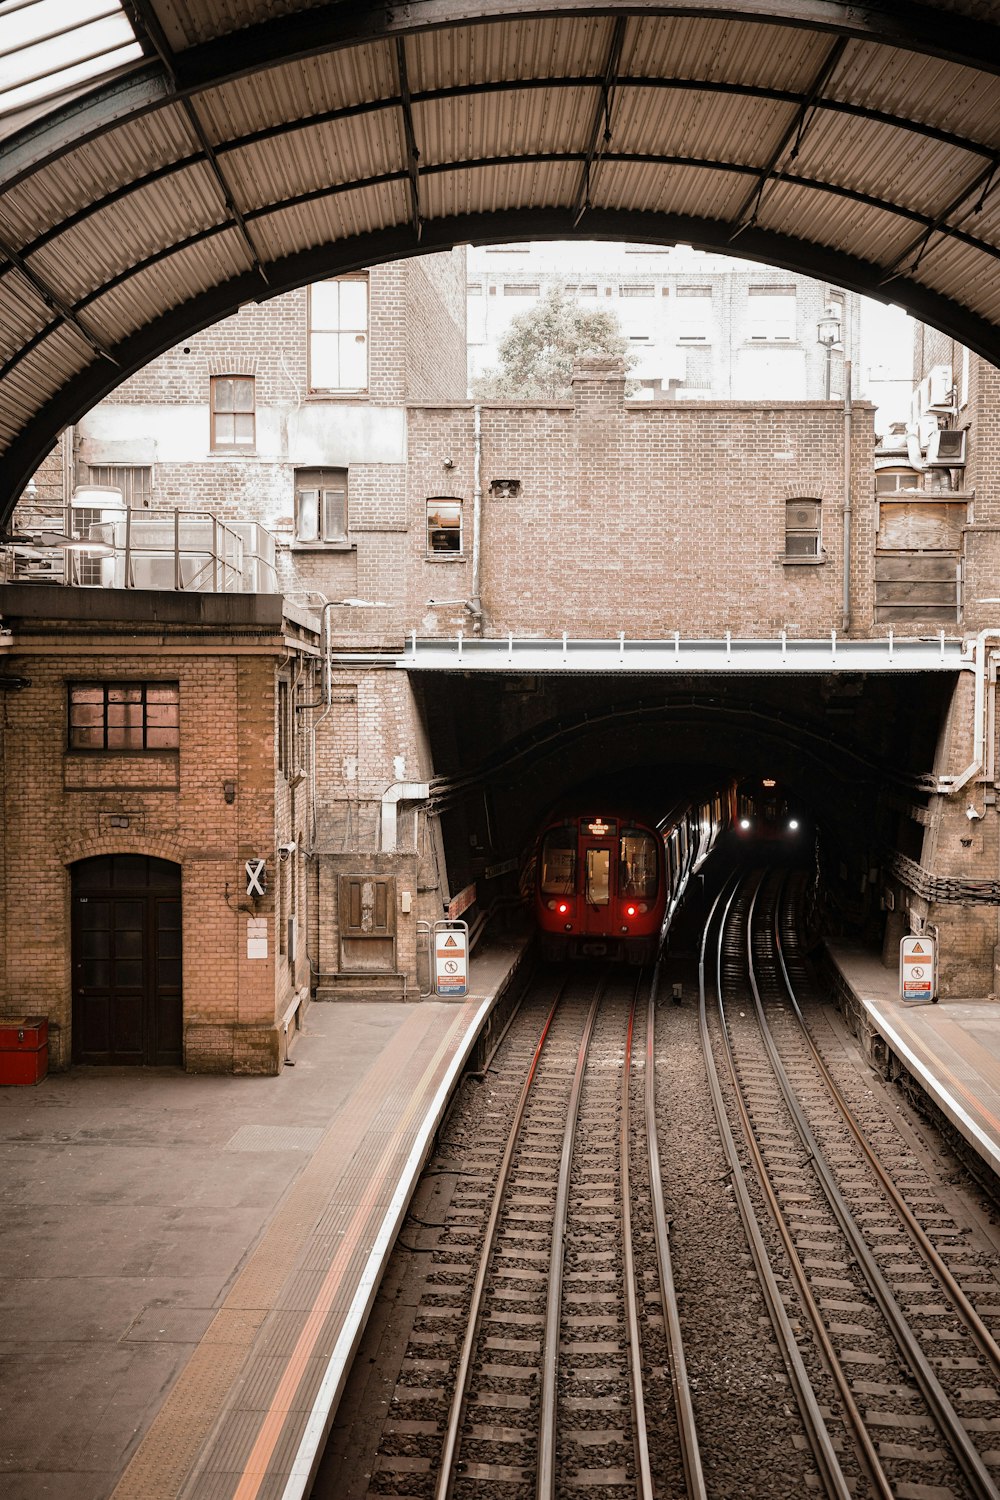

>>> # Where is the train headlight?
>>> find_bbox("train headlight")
[625,904,637,917]
[739,817,751,830]
[557,901,569,915]
[788,818,799,831]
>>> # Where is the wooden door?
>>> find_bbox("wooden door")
[72,855,182,1065]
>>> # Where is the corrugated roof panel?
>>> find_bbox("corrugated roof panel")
[154,0,327,52]
[85,228,256,343]
[612,85,794,170]
[250,181,410,261]
[26,163,233,306]
[421,161,574,220]
[790,110,986,220]
[759,180,913,267]
[0,105,199,247]
[0,271,51,364]
[195,40,399,140]
[414,86,595,168]
[917,235,1000,323]
[831,39,1000,151]
[622,14,833,92]
[593,159,748,223]
[225,116,404,215]
[0,325,92,447]
[405,16,614,92]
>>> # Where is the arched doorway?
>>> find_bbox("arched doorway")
[71,855,182,1066]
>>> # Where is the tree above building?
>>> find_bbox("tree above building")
[472,282,637,400]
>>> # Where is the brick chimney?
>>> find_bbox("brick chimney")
[570,356,627,415]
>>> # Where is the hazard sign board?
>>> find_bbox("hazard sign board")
[434,921,469,996]
[900,934,937,1004]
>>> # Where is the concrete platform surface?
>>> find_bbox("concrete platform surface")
[830,944,1000,1179]
[0,936,526,1500]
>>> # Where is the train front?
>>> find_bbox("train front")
[535,812,665,963]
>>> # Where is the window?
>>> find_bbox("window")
[503,283,539,296]
[619,830,658,899]
[69,683,179,751]
[78,464,152,508]
[619,284,655,297]
[675,286,713,342]
[785,498,821,557]
[309,276,368,392]
[875,468,921,495]
[749,285,796,341]
[210,376,255,449]
[294,468,348,545]
[427,500,462,555]
[540,828,576,895]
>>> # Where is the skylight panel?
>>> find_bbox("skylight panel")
[0,0,142,120]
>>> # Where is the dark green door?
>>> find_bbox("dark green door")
[72,855,182,1065]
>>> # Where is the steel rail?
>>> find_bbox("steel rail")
[772,882,1000,1386]
[744,876,1000,1500]
[698,875,852,1500]
[432,978,565,1500]
[644,970,708,1500]
[621,977,655,1500]
[536,978,607,1500]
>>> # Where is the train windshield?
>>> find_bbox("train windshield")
[619,830,658,899]
[540,829,576,895]
[585,848,611,905]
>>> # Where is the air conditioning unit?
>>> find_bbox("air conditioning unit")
[925,427,967,466]
[915,375,931,415]
[917,412,940,449]
[927,364,955,411]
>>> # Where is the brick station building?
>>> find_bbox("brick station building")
[2,248,998,1071]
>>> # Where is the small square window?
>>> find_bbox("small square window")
[211,376,255,449]
[427,500,462,555]
[785,499,821,557]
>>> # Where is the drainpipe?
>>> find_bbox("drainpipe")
[841,360,852,634]
[470,402,483,630]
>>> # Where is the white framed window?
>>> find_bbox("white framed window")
[749,285,796,341]
[210,376,255,449]
[675,286,713,342]
[427,499,462,555]
[309,277,368,392]
[294,468,348,544]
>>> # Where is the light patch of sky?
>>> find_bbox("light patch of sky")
[468,240,916,434]
[0,0,141,121]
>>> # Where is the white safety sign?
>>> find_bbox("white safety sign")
[434,926,468,996]
[900,935,937,1004]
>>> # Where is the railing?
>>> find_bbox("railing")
[1,503,277,594]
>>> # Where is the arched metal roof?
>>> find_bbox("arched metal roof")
[1,0,1000,518]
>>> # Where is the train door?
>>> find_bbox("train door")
[71,854,182,1066]
[579,817,615,940]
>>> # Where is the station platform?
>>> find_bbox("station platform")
[827,943,1000,1181]
[0,934,529,1500]
[6,935,1000,1500]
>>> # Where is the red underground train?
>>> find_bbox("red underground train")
[534,794,730,962]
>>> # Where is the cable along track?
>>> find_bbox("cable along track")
[706,868,1000,1500]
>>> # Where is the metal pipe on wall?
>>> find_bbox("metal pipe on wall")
[471,402,482,627]
[842,359,853,634]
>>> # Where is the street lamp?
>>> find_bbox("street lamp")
[817,314,842,399]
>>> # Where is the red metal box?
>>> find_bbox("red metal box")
[0,1016,49,1085]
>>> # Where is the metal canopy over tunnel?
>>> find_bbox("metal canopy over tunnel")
[1,1,1000,517]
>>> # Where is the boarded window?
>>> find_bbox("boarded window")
[878,500,965,551]
[748,285,796,340]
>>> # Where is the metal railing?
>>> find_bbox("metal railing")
[2,503,277,594]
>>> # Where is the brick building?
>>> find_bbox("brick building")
[6,244,999,1062]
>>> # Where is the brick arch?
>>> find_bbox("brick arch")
[59,833,188,870]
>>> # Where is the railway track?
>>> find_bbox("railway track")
[324,867,1000,1499]
[706,868,1000,1498]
